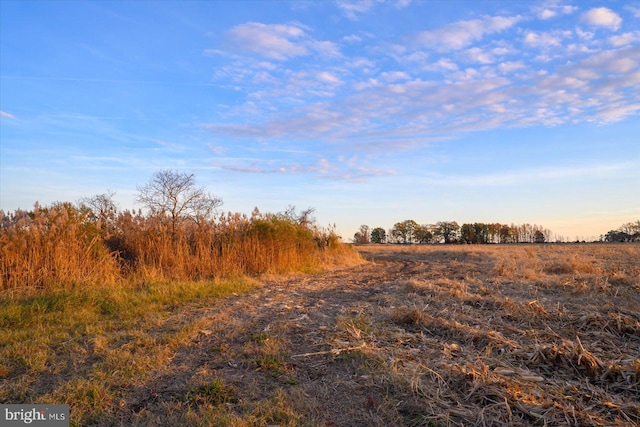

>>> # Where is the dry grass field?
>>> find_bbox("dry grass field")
[1,243,639,426]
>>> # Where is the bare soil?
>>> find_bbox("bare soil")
[106,244,640,426]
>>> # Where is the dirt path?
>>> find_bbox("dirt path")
[112,257,410,426]
[107,246,640,426]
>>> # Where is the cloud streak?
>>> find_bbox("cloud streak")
[213,156,397,181]
[221,22,340,61]
[335,0,412,20]
[415,15,522,51]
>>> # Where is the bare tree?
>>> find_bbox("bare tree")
[353,224,371,244]
[136,170,222,238]
[78,190,119,235]
[281,205,316,228]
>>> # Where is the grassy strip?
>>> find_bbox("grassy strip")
[0,277,261,426]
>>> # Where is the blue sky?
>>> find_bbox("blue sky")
[1,0,638,241]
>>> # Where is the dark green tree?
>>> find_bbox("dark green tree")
[391,219,419,243]
[414,224,434,244]
[534,229,546,243]
[435,221,460,244]
[371,227,386,244]
[460,223,474,244]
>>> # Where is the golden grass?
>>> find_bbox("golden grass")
[0,277,261,426]
[0,203,362,294]
[2,242,638,426]
[352,243,640,426]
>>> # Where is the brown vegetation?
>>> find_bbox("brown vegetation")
[1,240,639,426]
[0,202,354,293]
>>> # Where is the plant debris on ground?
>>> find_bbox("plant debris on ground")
[2,244,639,426]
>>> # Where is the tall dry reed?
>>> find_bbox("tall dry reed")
[0,203,119,293]
[0,203,355,294]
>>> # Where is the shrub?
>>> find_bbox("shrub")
[0,203,357,293]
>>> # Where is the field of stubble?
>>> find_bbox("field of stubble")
[2,244,639,426]
[115,244,640,426]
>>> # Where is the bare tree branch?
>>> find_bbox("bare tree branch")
[136,170,223,238]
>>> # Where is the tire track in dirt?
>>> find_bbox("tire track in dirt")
[109,257,419,426]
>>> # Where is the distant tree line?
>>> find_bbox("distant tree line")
[602,221,640,242]
[354,221,552,244]
[355,219,640,244]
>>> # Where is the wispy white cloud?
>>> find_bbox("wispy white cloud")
[625,5,640,18]
[539,9,556,20]
[534,3,578,20]
[308,40,342,58]
[206,144,225,155]
[415,15,522,51]
[352,78,381,91]
[213,155,396,181]
[346,56,376,70]
[0,111,16,119]
[380,71,410,82]
[608,31,640,47]
[334,155,397,181]
[523,30,570,49]
[221,22,340,61]
[211,74,516,145]
[317,71,342,85]
[498,61,526,74]
[581,7,623,31]
[465,47,495,64]
[592,104,640,123]
[335,0,377,20]
[425,58,459,72]
[334,0,412,19]
[225,22,306,60]
[343,34,362,43]
[575,27,594,40]
[570,46,640,75]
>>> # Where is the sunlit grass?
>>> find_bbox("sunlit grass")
[0,202,362,425]
[0,277,260,425]
[3,242,637,425]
